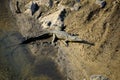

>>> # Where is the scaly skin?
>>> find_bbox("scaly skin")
[48,30,83,46]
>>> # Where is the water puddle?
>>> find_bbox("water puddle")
[0,0,65,80]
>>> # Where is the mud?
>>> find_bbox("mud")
[0,0,65,80]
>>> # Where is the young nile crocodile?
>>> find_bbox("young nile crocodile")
[47,30,84,46]
[5,30,94,48]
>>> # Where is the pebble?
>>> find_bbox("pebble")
[90,75,109,80]
[95,0,106,8]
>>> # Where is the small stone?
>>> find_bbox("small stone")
[38,0,53,7]
[90,75,109,80]
[39,8,66,30]
[95,0,106,8]
[113,0,120,5]
[31,2,39,15]
[73,3,81,11]
[54,0,60,4]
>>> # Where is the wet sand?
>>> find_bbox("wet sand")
[0,0,65,80]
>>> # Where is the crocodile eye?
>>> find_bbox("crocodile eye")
[72,36,76,39]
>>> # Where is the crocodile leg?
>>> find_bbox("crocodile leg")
[61,40,68,46]
[52,34,56,45]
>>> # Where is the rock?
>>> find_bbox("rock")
[25,1,36,9]
[95,0,106,8]
[57,4,66,10]
[39,8,66,30]
[113,0,120,5]
[90,75,109,80]
[31,2,39,15]
[38,0,53,7]
[24,7,42,18]
[71,3,81,11]
[74,3,81,11]
[54,0,60,5]
[24,0,53,16]
[24,1,39,16]
[25,0,53,9]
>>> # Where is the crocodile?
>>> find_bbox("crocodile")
[6,30,94,48]
[47,30,94,46]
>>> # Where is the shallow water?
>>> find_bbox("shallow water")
[0,0,34,79]
[0,0,64,80]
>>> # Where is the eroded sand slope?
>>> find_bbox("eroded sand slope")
[8,0,120,80]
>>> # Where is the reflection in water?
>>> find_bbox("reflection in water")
[20,56,65,80]
[0,0,65,80]
[33,56,64,80]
